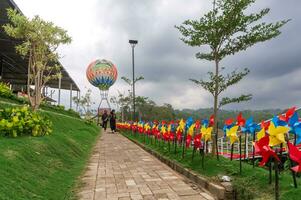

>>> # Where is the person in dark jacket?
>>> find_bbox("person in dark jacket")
[101,110,109,131]
[110,109,117,133]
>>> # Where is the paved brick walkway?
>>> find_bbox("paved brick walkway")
[77,131,215,200]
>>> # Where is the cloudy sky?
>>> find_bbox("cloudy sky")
[13,0,301,111]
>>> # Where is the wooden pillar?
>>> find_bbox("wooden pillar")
[58,75,61,105]
[70,84,73,109]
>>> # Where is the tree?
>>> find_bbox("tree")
[176,0,289,154]
[121,76,144,120]
[3,9,71,111]
[73,89,94,118]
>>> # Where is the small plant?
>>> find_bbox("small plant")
[0,82,13,98]
[0,106,52,137]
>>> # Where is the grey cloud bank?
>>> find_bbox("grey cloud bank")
[14,0,301,110]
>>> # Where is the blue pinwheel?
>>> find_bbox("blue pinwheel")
[241,117,261,134]
[289,112,301,144]
[185,117,194,131]
[272,116,287,127]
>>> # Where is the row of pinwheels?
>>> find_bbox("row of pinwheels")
[117,115,215,153]
[223,107,301,172]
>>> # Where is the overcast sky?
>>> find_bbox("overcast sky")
[13,0,301,111]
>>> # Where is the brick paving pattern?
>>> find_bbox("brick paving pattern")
[78,131,215,200]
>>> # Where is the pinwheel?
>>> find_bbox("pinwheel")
[254,135,280,166]
[237,112,246,127]
[201,125,213,142]
[256,128,266,141]
[242,117,260,134]
[287,142,301,172]
[195,120,201,130]
[176,127,182,142]
[194,134,202,149]
[288,112,301,145]
[209,115,214,126]
[186,135,192,148]
[268,121,290,146]
[188,123,195,137]
[279,107,296,122]
[226,125,239,145]
[223,118,234,135]
[185,117,194,130]
[144,123,151,135]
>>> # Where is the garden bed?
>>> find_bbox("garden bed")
[122,131,301,200]
[0,104,100,199]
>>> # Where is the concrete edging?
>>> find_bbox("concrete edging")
[123,134,234,200]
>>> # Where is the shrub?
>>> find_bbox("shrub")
[0,82,13,98]
[0,106,52,137]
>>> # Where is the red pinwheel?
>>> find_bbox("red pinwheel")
[195,120,201,129]
[279,107,296,122]
[288,142,301,172]
[261,120,270,130]
[225,118,234,126]
[176,130,182,142]
[209,115,214,126]
[186,135,192,148]
[169,132,175,141]
[237,112,246,127]
[193,134,202,149]
[254,135,280,166]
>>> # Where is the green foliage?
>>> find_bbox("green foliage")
[3,8,72,111]
[176,0,289,61]
[0,106,52,137]
[176,0,289,153]
[0,82,13,98]
[0,102,100,199]
[73,89,93,117]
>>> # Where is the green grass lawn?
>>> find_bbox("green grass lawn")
[123,132,301,200]
[0,105,100,200]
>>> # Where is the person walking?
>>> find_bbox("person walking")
[101,110,109,131]
[110,109,117,133]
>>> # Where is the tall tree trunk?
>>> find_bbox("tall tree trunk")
[212,58,219,155]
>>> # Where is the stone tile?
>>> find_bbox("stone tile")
[77,130,213,200]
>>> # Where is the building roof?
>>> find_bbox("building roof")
[0,0,80,91]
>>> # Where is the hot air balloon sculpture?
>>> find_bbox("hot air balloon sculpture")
[86,59,118,122]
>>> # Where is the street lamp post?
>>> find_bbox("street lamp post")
[129,39,138,122]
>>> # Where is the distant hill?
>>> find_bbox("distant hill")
[174,108,284,125]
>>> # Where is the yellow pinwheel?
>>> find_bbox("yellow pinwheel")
[268,122,290,146]
[256,128,265,141]
[201,125,213,142]
[188,123,195,136]
[226,125,239,145]
[179,119,185,131]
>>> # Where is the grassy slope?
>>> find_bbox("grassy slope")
[0,104,100,200]
[123,133,301,200]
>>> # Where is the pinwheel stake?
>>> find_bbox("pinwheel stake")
[230,143,234,161]
[192,146,196,161]
[275,159,280,200]
[269,159,273,184]
[200,147,205,169]
[182,130,187,158]
[174,137,177,154]
[215,124,219,160]
[239,134,242,174]
[286,139,298,188]
[252,133,256,168]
